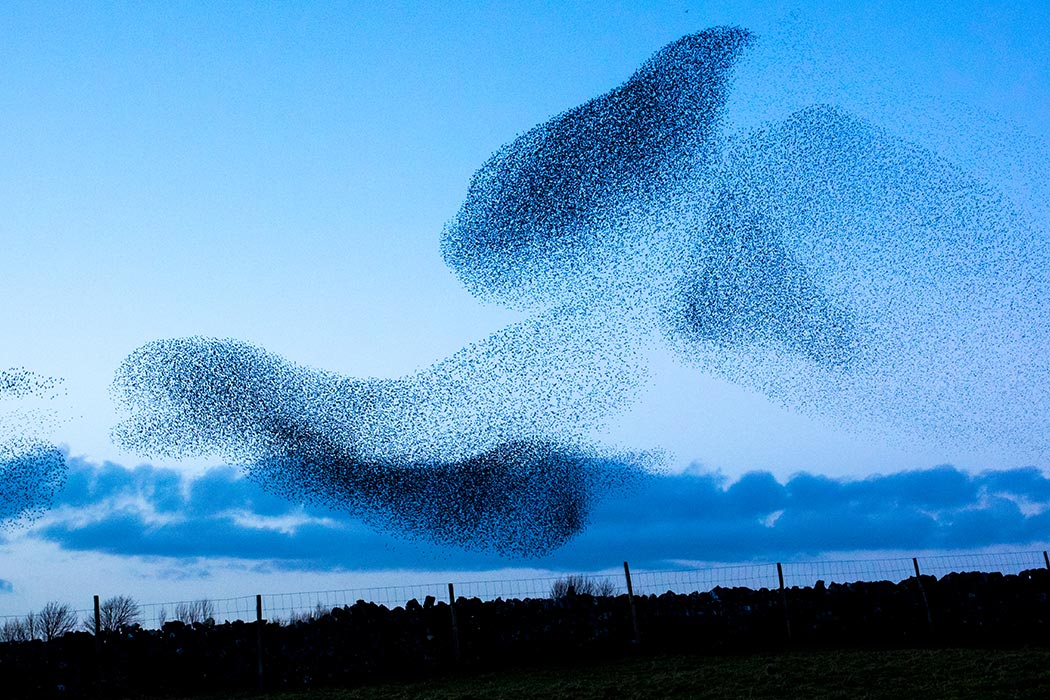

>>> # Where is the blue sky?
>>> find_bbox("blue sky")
[2,1,1050,613]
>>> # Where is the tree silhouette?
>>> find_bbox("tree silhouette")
[39,601,77,641]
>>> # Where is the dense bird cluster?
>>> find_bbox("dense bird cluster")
[111,335,649,555]
[250,439,643,556]
[0,369,66,527]
[112,26,1049,555]
[442,28,754,311]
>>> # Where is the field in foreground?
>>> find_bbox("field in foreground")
[169,648,1050,700]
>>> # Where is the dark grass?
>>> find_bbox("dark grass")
[141,647,1050,700]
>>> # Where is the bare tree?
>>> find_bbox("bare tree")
[24,611,38,640]
[174,599,215,625]
[39,602,78,641]
[0,617,29,642]
[86,595,142,633]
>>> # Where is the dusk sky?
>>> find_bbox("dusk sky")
[2,1,1050,617]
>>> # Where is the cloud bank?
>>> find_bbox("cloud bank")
[31,457,1050,572]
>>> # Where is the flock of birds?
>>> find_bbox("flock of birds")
[6,27,1050,556]
[0,369,65,525]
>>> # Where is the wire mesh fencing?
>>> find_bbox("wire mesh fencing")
[138,595,258,629]
[453,572,625,601]
[2,549,1048,635]
[911,550,1047,579]
[631,562,780,595]
[778,557,917,589]
[263,582,451,624]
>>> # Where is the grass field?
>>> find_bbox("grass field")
[176,648,1050,700]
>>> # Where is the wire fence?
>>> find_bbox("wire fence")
[2,549,1048,634]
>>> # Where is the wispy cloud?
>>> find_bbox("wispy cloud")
[34,458,1050,572]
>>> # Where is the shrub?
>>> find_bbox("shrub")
[286,601,330,625]
[550,575,619,599]
[174,599,216,625]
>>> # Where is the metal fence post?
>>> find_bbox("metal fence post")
[448,583,461,663]
[624,561,641,646]
[256,594,264,691]
[913,557,933,627]
[93,595,101,636]
[777,563,792,641]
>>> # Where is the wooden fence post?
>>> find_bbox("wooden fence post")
[777,563,792,641]
[92,594,104,689]
[448,583,461,663]
[1043,551,1049,571]
[255,594,264,691]
[624,561,641,646]
[913,557,933,627]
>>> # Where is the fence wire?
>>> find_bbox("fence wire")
[912,550,1046,579]
[2,550,1048,634]
[631,563,779,595]
[779,557,917,588]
